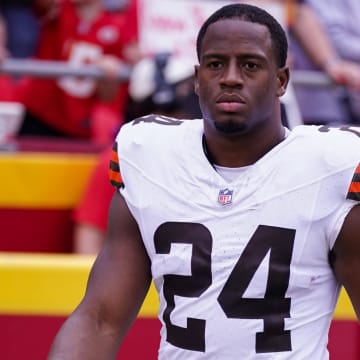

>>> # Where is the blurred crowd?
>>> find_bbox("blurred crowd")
[1,0,360,140]
[289,0,360,125]
[0,0,140,143]
[0,0,359,254]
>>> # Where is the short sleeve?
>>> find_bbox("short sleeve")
[109,141,124,190]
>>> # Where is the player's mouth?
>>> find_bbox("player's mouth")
[216,93,246,112]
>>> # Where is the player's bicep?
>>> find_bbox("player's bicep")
[331,205,360,320]
[79,192,151,337]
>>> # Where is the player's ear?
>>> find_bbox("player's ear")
[194,65,200,96]
[276,66,289,97]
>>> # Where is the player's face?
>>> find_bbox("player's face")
[195,19,288,137]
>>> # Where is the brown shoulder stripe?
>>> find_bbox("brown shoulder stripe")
[109,142,123,189]
[347,163,360,201]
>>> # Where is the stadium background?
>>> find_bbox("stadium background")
[1,0,359,358]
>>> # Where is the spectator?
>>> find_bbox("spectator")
[305,0,360,124]
[126,52,201,120]
[289,0,360,125]
[73,146,115,254]
[13,0,140,144]
[72,51,201,254]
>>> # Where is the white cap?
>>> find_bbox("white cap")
[129,53,195,101]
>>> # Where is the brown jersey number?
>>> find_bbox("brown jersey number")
[154,222,295,353]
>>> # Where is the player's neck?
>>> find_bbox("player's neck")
[202,125,287,168]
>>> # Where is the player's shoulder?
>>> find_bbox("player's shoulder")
[117,115,201,151]
[121,113,186,131]
[289,124,360,165]
[111,116,202,189]
[291,124,360,143]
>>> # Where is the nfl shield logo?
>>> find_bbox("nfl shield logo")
[218,188,233,206]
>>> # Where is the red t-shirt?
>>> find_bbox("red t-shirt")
[73,147,115,231]
[15,0,138,138]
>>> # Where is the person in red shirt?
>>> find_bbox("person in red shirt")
[15,0,140,143]
[72,146,115,253]
[72,51,201,254]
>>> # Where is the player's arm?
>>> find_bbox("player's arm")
[291,3,360,90]
[331,205,360,321]
[48,191,152,359]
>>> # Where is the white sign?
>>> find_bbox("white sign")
[137,0,286,63]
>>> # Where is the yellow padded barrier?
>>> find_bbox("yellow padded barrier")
[0,152,97,208]
[0,252,355,320]
[0,252,158,317]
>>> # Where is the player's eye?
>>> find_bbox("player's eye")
[243,62,258,70]
[208,61,223,70]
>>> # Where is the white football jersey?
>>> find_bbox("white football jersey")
[113,116,360,359]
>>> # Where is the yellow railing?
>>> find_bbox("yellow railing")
[0,152,97,208]
[0,252,355,320]
[0,252,158,317]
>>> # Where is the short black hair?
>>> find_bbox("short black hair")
[196,3,288,67]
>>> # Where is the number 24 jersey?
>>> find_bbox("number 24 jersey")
[111,116,360,359]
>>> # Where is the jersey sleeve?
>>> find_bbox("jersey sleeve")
[325,128,360,248]
[109,140,123,190]
[347,163,360,201]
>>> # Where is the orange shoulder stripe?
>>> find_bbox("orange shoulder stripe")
[347,163,360,201]
[109,142,123,188]
[349,182,360,193]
